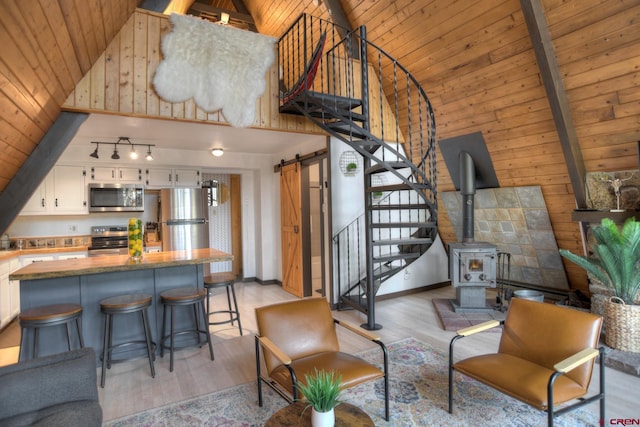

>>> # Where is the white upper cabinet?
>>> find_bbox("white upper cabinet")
[20,165,87,215]
[89,166,143,183]
[145,168,200,188]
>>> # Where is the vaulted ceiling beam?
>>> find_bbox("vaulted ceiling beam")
[0,112,88,235]
[188,3,257,31]
[231,0,258,33]
[520,0,587,208]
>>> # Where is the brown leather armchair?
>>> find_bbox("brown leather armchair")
[255,297,389,421]
[448,298,605,427]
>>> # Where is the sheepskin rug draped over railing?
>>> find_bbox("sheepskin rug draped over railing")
[153,14,276,127]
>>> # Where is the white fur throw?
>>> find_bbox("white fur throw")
[153,14,276,128]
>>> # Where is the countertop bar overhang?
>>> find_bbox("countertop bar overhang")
[13,248,233,361]
[10,248,232,280]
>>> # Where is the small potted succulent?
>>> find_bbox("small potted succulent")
[345,162,358,174]
[297,369,342,427]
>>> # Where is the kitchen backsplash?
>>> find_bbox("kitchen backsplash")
[9,235,90,250]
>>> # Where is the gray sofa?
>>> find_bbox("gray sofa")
[0,348,102,427]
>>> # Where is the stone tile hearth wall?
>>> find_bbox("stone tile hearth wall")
[441,186,569,290]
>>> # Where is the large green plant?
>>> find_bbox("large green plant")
[297,369,342,413]
[559,217,640,304]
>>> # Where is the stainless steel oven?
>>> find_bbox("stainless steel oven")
[88,226,129,257]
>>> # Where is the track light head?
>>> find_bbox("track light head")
[89,145,99,159]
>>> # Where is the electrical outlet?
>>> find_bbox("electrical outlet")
[68,225,77,233]
[404,268,410,280]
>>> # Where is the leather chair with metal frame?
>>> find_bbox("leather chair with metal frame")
[254,297,390,421]
[448,298,605,427]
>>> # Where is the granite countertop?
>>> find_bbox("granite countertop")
[10,248,233,281]
[0,246,89,261]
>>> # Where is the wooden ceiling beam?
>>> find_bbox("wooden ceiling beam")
[0,112,88,235]
[520,0,587,208]
[231,0,258,33]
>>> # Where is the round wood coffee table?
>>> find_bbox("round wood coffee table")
[265,401,374,426]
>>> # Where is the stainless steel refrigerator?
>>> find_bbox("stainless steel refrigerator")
[160,188,209,253]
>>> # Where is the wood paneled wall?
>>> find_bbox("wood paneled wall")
[62,9,319,133]
[2,0,639,293]
[243,0,639,293]
[0,0,138,193]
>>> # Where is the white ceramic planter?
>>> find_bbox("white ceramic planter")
[311,407,335,427]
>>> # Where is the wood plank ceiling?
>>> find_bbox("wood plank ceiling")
[0,0,639,292]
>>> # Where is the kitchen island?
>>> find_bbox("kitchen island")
[10,248,233,360]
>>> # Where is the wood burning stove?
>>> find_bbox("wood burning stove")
[446,147,499,312]
[449,242,496,312]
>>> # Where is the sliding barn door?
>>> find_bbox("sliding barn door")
[280,163,304,297]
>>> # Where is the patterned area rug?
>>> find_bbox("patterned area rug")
[104,337,598,426]
[432,298,506,331]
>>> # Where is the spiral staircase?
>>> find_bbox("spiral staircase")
[278,15,438,329]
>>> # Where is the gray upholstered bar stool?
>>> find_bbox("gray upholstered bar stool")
[160,286,214,372]
[18,303,84,361]
[99,294,156,388]
[203,272,243,336]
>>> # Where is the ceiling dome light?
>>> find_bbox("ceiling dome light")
[211,148,224,157]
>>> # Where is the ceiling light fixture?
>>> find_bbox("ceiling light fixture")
[211,148,224,157]
[90,143,100,159]
[220,12,230,25]
[90,137,155,162]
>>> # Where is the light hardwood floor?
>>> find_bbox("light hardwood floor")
[1,283,638,423]
[93,282,640,423]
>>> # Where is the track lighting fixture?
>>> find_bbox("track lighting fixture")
[211,147,224,157]
[90,137,155,162]
[90,143,100,159]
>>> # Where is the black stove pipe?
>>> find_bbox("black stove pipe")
[459,151,476,243]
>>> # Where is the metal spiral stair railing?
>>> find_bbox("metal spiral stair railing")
[278,14,437,329]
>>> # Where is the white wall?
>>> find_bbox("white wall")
[329,136,449,299]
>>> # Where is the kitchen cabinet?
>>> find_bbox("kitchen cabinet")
[145,168,201,188]
[0,257,21,328]
[20,255,55,264]
[89,166,143,183]
[20,165,87,215]
[57,252,88,260]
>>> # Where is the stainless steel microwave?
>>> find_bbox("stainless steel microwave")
[88,183,144,212]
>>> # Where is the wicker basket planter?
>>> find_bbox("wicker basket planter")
[604,296,640,353]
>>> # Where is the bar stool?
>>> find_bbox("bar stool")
[100,294,156,388]
[160,286,214,372]
[203,272,243,336]
[18,303,84,361]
